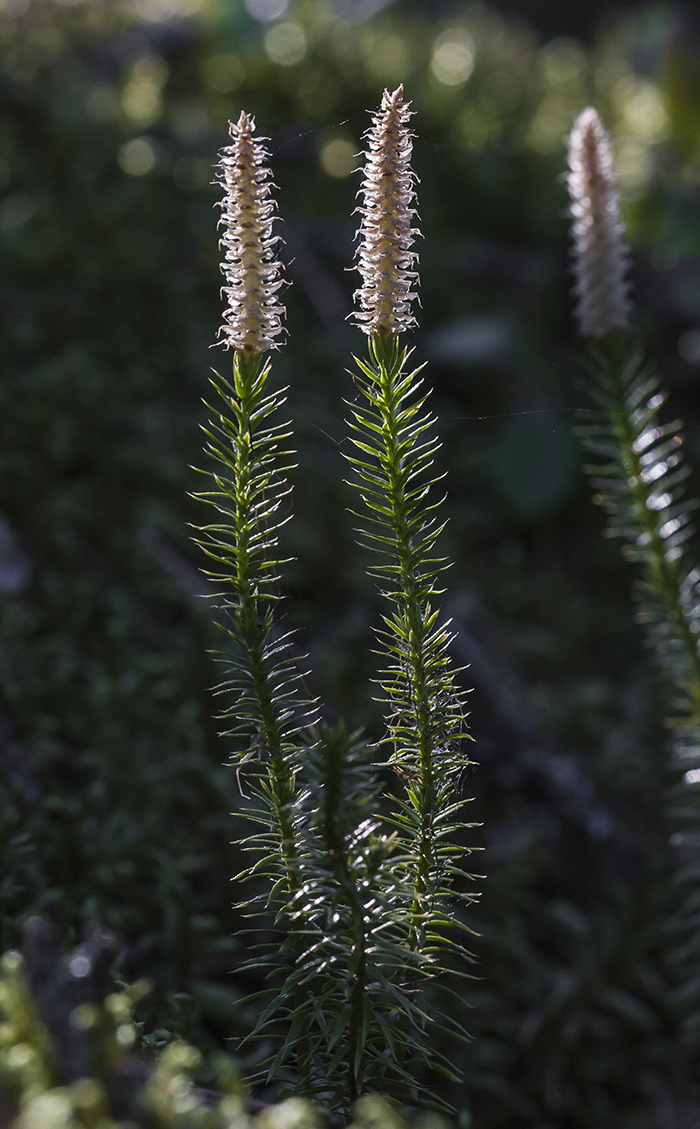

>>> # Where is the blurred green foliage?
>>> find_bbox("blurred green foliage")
[0,927,452,1129]
[3,0,700,1124]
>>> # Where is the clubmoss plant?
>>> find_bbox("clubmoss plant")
[196,100,475,1111]
[195,112,317,1090]
[346,85,475,973]
[197,110,310,896]
[567,107,700,1013]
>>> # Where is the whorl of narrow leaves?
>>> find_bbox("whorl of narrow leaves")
[567,107,631,339]
[258,723,448,1111]
[347,335,475,959]
[579,342,700,1006]
[354,85,419,336]
[580,348,699,678]
[240,720,466,1109]
[216,111,285,355]
[195,352,318,967]
[348,89,474,986]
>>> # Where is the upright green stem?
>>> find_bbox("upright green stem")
[230,350,298,890]
[369,333,437,950]
[226,349,315,1090]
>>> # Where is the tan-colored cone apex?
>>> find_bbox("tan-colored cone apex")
[567,107,631,339]
[216,111,285,355]
[354,84,420,337]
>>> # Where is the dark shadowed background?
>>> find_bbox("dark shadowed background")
[3,0,700,1125]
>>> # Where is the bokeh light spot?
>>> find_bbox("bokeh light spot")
[265,21,307,67]
[320,137,356,178]
[119,137,156,176]
[68,953,91,978]
[121,55,168,126]
[15,1091,73,1129]
[615,77,668,143]
[431,29,475,86]
[245,0,288,21]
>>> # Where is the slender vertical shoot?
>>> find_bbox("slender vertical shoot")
[347,86,473,959]
[197,111,309,909]
[568,107,700,993]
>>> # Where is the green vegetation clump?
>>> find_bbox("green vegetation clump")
[0,922,427,1129]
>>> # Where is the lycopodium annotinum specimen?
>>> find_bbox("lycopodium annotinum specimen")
[567,106,700,723]
[195,110,316,1086]
[196,103,475,1112]
[567,106,700,1023]
[347,84,475,977]
[200,110,307,888]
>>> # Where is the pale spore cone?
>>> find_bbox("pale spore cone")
[216,111,285,355]
[567,106,631,339]
[354,85,420,337]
